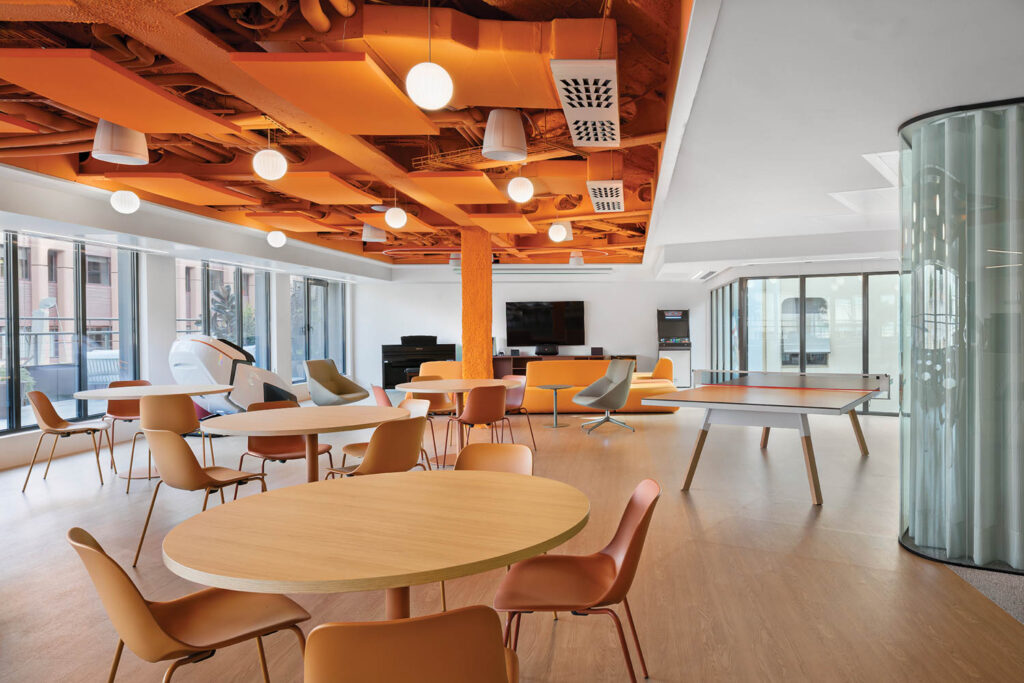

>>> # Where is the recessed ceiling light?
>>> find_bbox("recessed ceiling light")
[110,190,140,214]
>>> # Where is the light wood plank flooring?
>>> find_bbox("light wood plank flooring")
[3,409,1024,682]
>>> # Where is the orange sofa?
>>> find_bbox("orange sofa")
[522,360,677,414]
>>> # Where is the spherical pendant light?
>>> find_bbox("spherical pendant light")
[548,221,574,242]
[385,206,408,229]
[482,109,527,161]
[266,230,287,248]
[110,190,141,215]
[507,176,534,203]
[405,62,453,110]
[92,119,149,165]
[252,148,288,181]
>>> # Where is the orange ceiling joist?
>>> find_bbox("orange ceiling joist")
[105,172,259,206]
[0,112,40,134]
[264,171,381,205]
[468,213,538,235]
[407,171,509,204]
[0,49,242,136]
[231,52,440,136]
[245,212,345,233]
[356,211,437,234]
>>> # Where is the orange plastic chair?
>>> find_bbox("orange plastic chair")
[444,385,507,453]
[239,400,334,477]
[494,479,662,683]
[324,416,427,478]
[21,390,111,492]
[455,443,533,476]
[410,374,455,414]
[339,399,434,471]
[103,379,151,472]
[499,375,536,450]
[305,605,517,683]
[133,429,266,567]
[128,394,215,494]
[68,527,309,683]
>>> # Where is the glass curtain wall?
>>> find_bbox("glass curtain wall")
[290,276,346,382]
[899,100,1024,572]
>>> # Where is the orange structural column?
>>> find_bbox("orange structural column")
[460,227,493,380]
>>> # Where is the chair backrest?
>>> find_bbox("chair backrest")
[353,417,427,475]
[372,385,393,407]
[66,528,187,663]
[596,479,661,605]
[580,359,635,407]
[455,443,533,475]
[304,605,513,683]
[458,385,507,425]
[143,429,211,490]
[246,400,303,454]
[306,359,368,404]
[397,398,430,419]
[419,360,462,380]
[27,391,68,431]
[410,375,452,412]
[106,379,151,419]
[650,357,673,381]
[139,394,200,434]
[502,375,526,410]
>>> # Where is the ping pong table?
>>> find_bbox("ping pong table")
[642,371,890,505]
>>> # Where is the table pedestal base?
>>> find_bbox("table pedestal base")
[305,434,319,483]
[386,586,410,619]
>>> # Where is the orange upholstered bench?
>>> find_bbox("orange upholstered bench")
[521,360,677,414]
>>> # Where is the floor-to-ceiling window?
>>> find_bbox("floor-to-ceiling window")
[711,271,899,413]
[3,232,139,431]
[290,276,346,382]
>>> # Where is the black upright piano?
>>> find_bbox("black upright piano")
[381,336,456,389]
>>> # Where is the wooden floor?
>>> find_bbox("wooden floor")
[4,409,1024,682]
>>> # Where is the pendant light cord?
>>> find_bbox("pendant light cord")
[427,0,432,63]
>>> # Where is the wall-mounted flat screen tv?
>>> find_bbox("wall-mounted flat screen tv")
[506,301,585,346]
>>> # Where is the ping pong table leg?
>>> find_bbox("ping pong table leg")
[798,415,823,505]
[759,427,770,449]
[848,410,869,456]
[682,410,711,491]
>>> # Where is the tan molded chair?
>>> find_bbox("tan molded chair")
[325,416,427,478]
[494,479,661,683]
[133,429,266,567]
[339,398,433,471]
[305,605,516,683]
[304,359,369,406]
[572,359,637,433]
[239,400,334,478]
[129,394,216,494]
[444,385,507,454]
[103,379,151,470]
[499,375,536,450]
[22,390,112,492]
[455,443,534,476]
[68,527,309,683]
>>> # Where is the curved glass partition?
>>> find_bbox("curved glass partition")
[899,100,1024,572]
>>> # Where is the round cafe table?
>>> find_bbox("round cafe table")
[200,405,408,483]
[394,378,522,464]
[163,470,590,620]
[539,384,572,428]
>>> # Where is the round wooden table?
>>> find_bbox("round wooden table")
[200,405,408,483]
[394,378,522,462]
[163,470,590,619]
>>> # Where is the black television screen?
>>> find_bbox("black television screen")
[506,301,585,346]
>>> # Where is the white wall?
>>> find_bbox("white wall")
[351,280,707,386]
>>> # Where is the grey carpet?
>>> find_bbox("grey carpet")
[950,564,1024,624]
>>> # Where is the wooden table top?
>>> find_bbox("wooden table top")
[394,378,521,394]
[643,385,875,414]
[162,470,590,593]
[73,383,233,401]
[200,405,408,437]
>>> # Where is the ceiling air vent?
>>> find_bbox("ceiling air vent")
[700,270,718,281]
[586,180,625,213]
[549,59,620,148]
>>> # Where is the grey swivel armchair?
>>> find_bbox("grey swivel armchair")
[572,359,636,433]
[304,359,370,406]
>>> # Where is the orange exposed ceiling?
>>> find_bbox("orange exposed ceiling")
[0,0,687,265]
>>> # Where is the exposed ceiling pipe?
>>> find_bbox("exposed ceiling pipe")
[145,74,232,94]
[125,38,156,68]
[327,0,356,19]
[91,24,134,61]
[299,0,331,32]
[0,102,79,131]
[0,127,96,150]
[0,142,92,158]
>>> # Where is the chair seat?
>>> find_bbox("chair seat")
[247,443,332,461]
[105,412,140,421]
[341,442,368,459]
[570,393,603,408]
[493,553,616,612]
[45,419,112,435]
[325,464,359,477]
[202,466,262,486]
[150,587,310,651]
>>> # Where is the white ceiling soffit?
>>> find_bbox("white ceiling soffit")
[586,180,626,212]
[549,59,620,147]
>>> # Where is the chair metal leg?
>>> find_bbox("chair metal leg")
[503,612,515,646]
[207,435,216,466]
[125,432,143,494]
[523,410,537,450]
[578,608,638,682]
[581,411,634,433]
[108,421,117,472]
[426,417,438,461]
[512,611,523,651]
[256,636,270,683]
[162,651,214,683]
[287,625,306,654]
[202,488,212,512]
[107,639,124,683]
[21,432,48,493]
[622,598,649,678]
[133,481,163,567]
[90,431,105,485]
[219,488,225,505]
[42,433,60,479]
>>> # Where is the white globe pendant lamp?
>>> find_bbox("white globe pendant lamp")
[92,119,149,165]
[405,0,453,110]
[110,190,141,214]
[385,206,407,229]
[548,220,574,242]
[253,148,287,181]
[482,108,527,161]
[507,175,534,203]
[266,230,287,248]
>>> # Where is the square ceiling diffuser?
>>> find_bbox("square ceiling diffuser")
[586,180,625,213]
[549,59,620,148]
